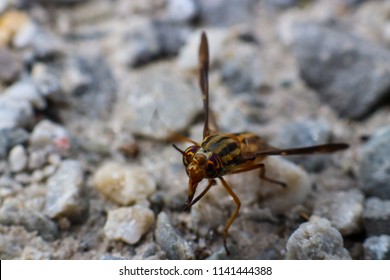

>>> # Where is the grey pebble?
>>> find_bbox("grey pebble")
[122,64,202,139]
[286,216,351,259]
[14,22,64,59]
[57,55,116,120]
[116,18,188,67]
[28,149,48,170]
[2,80,46,110]
[29,120,70,154]
[292,22,390,119]
[274,119,333,172]
[363,235,390,260]
[165,0,199,23]
[8,145,28,172]
[363,197,390,236]
[266,0,299,9]
[0,128,29,159]
[221,42,263,94]
[198,0,258,27]
[359,126,390,199]
[45,159,87,222]
[0,199,59,241]
[0,96,33,129]
[155,212,195,260]
[0,48,23,83]
[314,189,364,235]
[31,63,61,98]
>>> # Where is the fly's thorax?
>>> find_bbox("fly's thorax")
[201,134,242,167]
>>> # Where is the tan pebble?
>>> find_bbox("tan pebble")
[93,162,156,205]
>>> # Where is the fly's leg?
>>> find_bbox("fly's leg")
[229,162,287,188]
[184,179,216,211]
[258,163,286,188]
[219,177,241,255]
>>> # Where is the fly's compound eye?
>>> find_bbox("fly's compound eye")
[183,145,200,166]
[205,154,222,178]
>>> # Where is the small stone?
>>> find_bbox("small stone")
[31,169,44,183]
[14,173,31,185]
[28,150,48,170]
[359,126,390,199]
[31,63,61,98]
[93,162,156,206]
[0,97,34,129]
[292,22,390,119]
[47,153,61,166]
[2,80,46,110]
[0,128,29,159]
[104,205,155,245]
[0,10,30,47]
[14,22,64,58]
[0,176,22,198]
[59,55,116,120]
[0,198,59,241]
[42,164,57,178]
[117,63,202,139]
[165,0,199,23]
[314,189,364,235]
[155,212,195,260]
[45,160,87,222]
[286,216,351,260]
[115,18,188,67]
[267,0,299,9]
[363,235,390,260]
[0,48,23,83]
[220,42,263,94]
[29,120,70,154]
[198,0,258,27]
[363,197,390,236]
[8,145,28,172]
[21,246,51,260]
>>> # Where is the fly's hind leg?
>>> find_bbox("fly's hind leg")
[258,163,287,188]
[229,162,287,188]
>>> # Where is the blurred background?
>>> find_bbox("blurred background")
[1,0,390,260]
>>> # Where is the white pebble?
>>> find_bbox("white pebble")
[8,145,28,172]
[286,216,351,260]
[104,205,155,244]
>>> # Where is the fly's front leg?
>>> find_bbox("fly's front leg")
[219,177,240,255]
[184,179,216,211]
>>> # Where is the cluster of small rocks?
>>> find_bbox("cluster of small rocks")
[1,0,390,260]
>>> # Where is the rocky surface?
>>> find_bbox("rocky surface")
[363,235,390,260]
[0,0,389,260]
[359,125,390,199]
[286,216,352,260]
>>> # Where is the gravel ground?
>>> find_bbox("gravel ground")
[1,0,390,260]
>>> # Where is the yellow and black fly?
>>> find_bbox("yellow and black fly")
[173,32,348,254]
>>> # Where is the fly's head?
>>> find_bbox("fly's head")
[181,145,222,204]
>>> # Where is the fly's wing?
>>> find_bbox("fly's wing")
[199,32,218,138]
[254,143,349,157]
